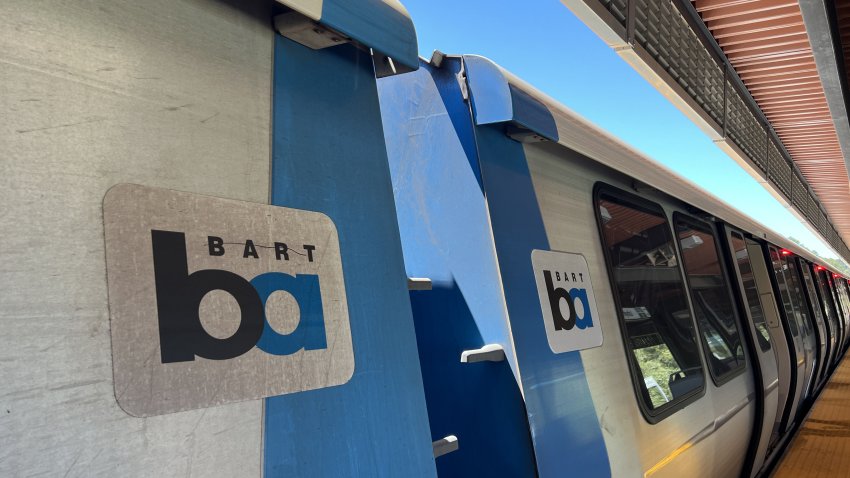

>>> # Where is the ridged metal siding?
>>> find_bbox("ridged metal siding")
[634,0,725,127]
[727,80,766,172]
[600,0,628,26]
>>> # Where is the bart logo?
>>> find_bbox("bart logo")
[542,270,594,331]
[103,184,353,417]
[531,250,603,354]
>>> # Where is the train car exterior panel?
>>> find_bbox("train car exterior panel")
[5,2,850,474]
[0,0,275,475]
[524,141,754,477]
[379,58,539,477]
[378,53,850,478]
[2,1,441,475]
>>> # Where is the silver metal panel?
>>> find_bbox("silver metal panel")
[525,141,755,477]
[1,0,272,474]
[104,184,353,416]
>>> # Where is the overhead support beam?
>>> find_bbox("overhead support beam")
[797,0,850,188]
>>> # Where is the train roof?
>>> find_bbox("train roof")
[447,53,841,272]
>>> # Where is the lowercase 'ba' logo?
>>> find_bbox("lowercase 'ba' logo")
[542,270,594,331]
[151,230,327,363]
[103,184,353,417]
[531,249,603,354]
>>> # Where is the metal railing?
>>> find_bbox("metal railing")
[589,0,850,260]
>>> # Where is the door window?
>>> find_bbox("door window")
[595,187,704,419]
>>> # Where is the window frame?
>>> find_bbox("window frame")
[834,278,850,339]
[767,245,803,340]
[727,230,771,353]
[815,266,844,352]
[672,212,748,386]
[593,182,706,424]
[796,258,828,361]
[800,264,838,360]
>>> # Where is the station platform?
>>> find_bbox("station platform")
[774,355,850,477]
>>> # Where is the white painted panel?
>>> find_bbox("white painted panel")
[524,141,749,477]
[0,0,272,475]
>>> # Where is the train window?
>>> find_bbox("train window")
[594,186,704,419]
[814,269,840,346]
[730,233,770,351]
[798,261,826,338]
[835,278,850,328]
[674,215,745,383]
[769,247,801,338]
[825,273,846,339]
[783,254,814,339]
[834,277,850,317]
[830,276,845,317]
[813,266,838,340]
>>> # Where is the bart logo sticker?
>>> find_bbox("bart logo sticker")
[532,249,603,354]
[103,184,353,417]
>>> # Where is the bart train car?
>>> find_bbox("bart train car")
[379,54,850,477]
[2,0,849,477]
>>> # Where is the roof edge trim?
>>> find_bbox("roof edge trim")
[277,0,419,72]
[462,55,560,142]
[454,53,834,265]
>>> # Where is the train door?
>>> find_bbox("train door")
[723,229,780,475]
[829,275,849,355]
[812,265,840,382]
[674,214,755,478]
[796,259,829,392]
[814,268,841,372]
[833,275,850,351]
[780,254,818,400]
[746,240,794,447]
[766,246,809,432]
[786,256,826,396]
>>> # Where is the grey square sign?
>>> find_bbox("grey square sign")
[103,184,353,417]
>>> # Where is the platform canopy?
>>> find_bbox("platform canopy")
[561,0,850,263]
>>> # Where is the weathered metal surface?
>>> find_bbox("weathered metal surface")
[0,0,272,475]
[276,0,419,74]
[103,184,352,417]
[261,37,436,477]
[379,58,540,477]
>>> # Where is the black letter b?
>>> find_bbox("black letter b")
[152,230,265,363]
[544,270,575,331]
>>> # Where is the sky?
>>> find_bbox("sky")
[402,0,846,262]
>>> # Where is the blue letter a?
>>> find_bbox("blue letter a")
[251,272,327,355]
[569,288,594,330]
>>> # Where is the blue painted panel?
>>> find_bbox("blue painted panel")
[321,0,419,72]
[463,55,559,142]
[473,124,611,477]
[264,36,435,477]
[378,59,538,476]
